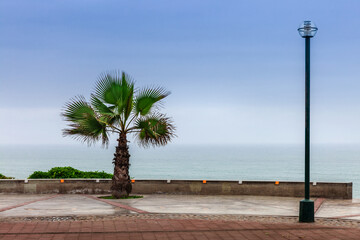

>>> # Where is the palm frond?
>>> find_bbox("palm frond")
[62,96,109,147]
[90,94,114,115]
[123,74,134,120]
[134,87,170,116]
[62,96,94,122]
[63,122,109,147]
[134,114,176,147]
[94,71,134,116]
[90,94,116,125]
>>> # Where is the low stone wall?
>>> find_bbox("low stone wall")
[0,179,352,199]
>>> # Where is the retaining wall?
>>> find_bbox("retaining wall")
[0,179,352,199]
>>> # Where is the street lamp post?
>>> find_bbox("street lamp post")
[298,21,318,223]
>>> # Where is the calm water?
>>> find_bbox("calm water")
[0,144,359,198]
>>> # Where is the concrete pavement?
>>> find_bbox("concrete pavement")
[1,194,359,220]
[1,194,360,239]
[113,195,300,216]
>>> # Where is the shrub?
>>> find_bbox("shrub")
[48,167,82,179]
[28,167,113,179]
[28,171,51,179]
[0,173,14,179]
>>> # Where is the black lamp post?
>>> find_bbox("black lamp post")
[298,21,318,223]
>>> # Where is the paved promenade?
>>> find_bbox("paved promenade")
[0,194,360,239]
[2,217,360,240]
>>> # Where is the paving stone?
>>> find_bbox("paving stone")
[0,194,360,239]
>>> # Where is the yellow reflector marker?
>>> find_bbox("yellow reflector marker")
[275,181,279,185]
[60,179,64,183]
[131,179,135,183]
[203,180,207,184]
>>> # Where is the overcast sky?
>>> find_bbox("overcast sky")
[1,0,360,145]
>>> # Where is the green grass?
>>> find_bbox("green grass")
[99,195,143,199]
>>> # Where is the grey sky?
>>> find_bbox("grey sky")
[1,0,360,145]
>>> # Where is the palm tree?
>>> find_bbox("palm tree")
[62,71,175,198]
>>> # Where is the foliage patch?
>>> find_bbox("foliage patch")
[0,173,14,179]
[28,167,112,179]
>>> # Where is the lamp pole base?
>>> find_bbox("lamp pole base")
[299,199,314,222]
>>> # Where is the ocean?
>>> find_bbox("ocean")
[0,144,359,198]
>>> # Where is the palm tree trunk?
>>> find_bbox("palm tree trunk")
[111,132,132,198]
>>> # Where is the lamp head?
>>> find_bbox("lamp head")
[298,21,318,38]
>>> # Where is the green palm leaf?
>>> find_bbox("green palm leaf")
[62,96,109,146]
[94,72,134,116]
[134,87,170,116]
[90,94,114,116]
[63,123,109,146]
[90,94,117,126]
[134,114,175,147]
[124,83,134,120]
[62,96,94,122]
[94,73,122,104]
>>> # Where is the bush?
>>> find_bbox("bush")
[28,167,113,179]
[48,167,82,178]
[28,171,50,179]
[0,173,14,179]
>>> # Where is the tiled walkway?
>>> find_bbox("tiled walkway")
[2,194,360,220]
[1,218,360,240]
[1,194,360,239]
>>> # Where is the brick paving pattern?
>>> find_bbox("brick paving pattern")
[1,218,360,240]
